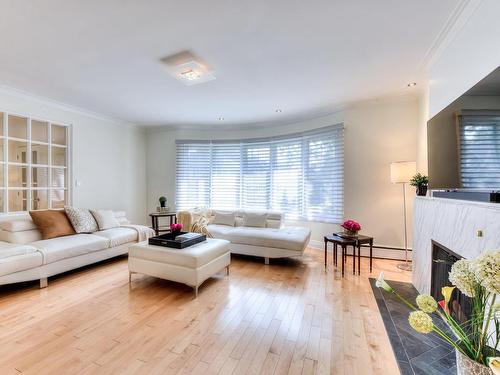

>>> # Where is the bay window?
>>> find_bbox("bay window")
[176,124,344,223]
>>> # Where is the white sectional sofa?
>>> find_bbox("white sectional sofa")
[0,212,153,288]
[178,209,311,263]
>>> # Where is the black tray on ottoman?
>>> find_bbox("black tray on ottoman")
[148,232,206,249]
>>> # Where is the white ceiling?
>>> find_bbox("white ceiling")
[0,0,460,127]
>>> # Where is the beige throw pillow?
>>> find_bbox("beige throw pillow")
[242,212,267,228]
[90,209,121,230]
[212,211,236,226]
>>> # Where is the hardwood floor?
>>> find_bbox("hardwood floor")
[0,249,411,375]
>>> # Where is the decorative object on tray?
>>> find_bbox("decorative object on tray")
[375,250,500,375]
[157,196,169,212]
[148,231,206,249]
[410,172,429,197]
[340,219,361,237]
[170,223,183,234]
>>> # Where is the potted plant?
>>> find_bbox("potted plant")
[375,250,500,375]
[159,196,167,208]
[410,173,429,196]
[341,219,361,237]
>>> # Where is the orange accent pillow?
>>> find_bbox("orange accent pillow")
[29,210,76,240]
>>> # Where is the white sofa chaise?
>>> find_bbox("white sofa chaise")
[178,209,311,264]
[0,212,154,288]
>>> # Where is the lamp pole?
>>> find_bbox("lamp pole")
[398,182,411,271]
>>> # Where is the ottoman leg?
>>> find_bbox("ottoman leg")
[129,271,132,283]
[226,265,230,276]
[194,286,199,299]
[264,257,270,265]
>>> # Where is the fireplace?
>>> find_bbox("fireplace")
[430,240,472,324]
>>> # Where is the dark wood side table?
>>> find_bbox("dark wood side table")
[354,235,374,274]
[149,212,177,236]
[324,234,357,277]
[324,234,374,276]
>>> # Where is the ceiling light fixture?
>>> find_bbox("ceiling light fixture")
[275,109,282,113]
[407,82,417,87]
[218,117,224,121]
[160,51,215,86]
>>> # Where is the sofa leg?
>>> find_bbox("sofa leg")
[264,257,270,265]
[194,286,199,299]
[39,278,48,289]
[226,265,230,276]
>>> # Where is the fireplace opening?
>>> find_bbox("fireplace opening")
[430,240,472,324]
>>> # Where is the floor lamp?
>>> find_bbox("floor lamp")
[390,161,416,271]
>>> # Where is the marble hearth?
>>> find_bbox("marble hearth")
[412,196,500,294]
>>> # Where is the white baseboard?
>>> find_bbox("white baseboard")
[308,240,412,261]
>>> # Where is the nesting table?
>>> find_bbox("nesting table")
[324,234,374,276]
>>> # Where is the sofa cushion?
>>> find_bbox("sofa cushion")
[91,210,121,230]
[29,210,76,240]
[212,211,235,226]
[242,212,267,228]
[93,227,138,247]
[129,238,230,268]
[0,243,39,259]
[0,229,42,244]
[0,252,43,277]
[207,225,310,252]
[65,206,99,233]
[30,234,110,264]
[0,218,37,232]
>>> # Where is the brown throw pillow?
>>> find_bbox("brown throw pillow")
[29,210,76,240]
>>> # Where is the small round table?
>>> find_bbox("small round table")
[324,234,374,276]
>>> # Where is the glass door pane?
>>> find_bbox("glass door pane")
[32,120,48,143]
[9,189,27,211]
[8,115,28,139]
[51,124,67,145]
[32,189,48,210]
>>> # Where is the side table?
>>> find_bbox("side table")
[149,212,177,236]
[324,234,374,276]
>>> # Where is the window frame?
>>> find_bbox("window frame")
[176,123,344,223]
[0,111,72,213]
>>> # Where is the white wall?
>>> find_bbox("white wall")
[428,0,500,119]
[417,0,500,180]
[146,95,418,258]
[0,88,147,224]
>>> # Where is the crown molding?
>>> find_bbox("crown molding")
[0,84,140,129]
[419,0,483,72]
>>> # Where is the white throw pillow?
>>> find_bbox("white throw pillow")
[242,212,267,228]
[90,209,121,230]
[212,211,236,226]
[65,206,99,233]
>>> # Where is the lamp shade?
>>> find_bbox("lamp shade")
[390,161,416,183]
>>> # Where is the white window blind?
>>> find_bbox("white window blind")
[460,113,500,188]
[176,124,344,223]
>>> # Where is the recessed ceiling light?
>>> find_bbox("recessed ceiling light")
[275,109,282,113]
[180,69,201,81]
[218,117,224,121]
[407,82,417,87]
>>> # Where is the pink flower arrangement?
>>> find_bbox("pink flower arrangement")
[341,219,361,233]
[170,223,183,232]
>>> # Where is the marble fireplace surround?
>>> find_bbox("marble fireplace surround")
[412,196,500,294]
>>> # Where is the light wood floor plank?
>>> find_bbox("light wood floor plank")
[0,249,410,375]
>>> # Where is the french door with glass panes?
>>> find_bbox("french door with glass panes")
[0,113,70,213]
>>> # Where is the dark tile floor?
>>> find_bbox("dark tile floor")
[369,279,456,375]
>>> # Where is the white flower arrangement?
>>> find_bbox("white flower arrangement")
[376,249,500,371]
[448,259,478,297]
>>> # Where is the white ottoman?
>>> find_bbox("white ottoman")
[128,238,230,297]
